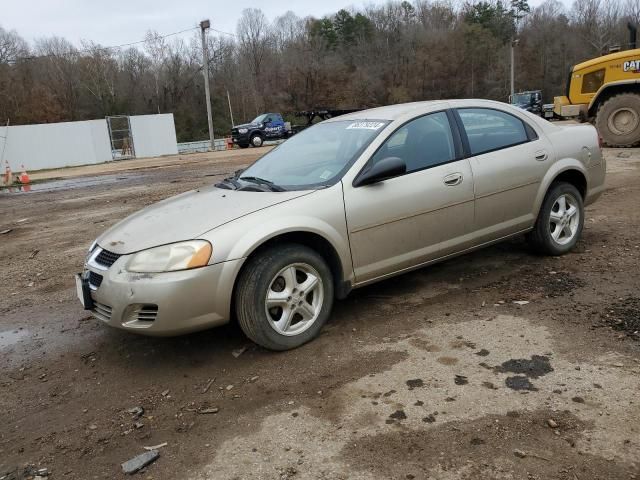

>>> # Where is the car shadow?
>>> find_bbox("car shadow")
[93,236,537,372]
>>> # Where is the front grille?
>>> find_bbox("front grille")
[89,271,103,288]
[95,249,122,268]
[92,301,112,322]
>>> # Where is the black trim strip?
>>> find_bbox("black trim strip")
[446,109,465,160]
[451,109,470,157]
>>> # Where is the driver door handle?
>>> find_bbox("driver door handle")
[443,173,463,186]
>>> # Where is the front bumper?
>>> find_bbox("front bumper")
[231,133,250,144]
[80,255,244,336]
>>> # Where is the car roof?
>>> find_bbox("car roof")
[325,99,557,134]
[329,99,522,121]
[327,101,447,121]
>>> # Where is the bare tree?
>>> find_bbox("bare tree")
[0,26,28,64]
[0,0,636,137]
[572,0,622,52]
[237,8,272,112]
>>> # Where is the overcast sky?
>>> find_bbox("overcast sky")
[4,0,555,48]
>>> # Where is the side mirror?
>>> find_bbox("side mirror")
[354,157,406,187]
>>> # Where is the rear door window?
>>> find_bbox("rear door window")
[457,108,530,155]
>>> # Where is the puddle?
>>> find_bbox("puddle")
[0,173,143,194]
[0,329,29,349]
[495,355,554,378]
[505,375,538,391]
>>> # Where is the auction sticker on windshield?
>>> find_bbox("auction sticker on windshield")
[346,121,385,130]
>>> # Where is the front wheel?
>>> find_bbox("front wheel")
[235,244,334,351]
[250,134,264,147]
[528,182,584,255]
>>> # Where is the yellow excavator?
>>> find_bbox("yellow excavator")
[552,24,640,146]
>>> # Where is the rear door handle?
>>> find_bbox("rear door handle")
[443,173,463,186]
[535,150,548,161]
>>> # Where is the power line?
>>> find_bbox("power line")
[8,25,202,63]
[210,27,236,37]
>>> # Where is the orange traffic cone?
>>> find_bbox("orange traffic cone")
[18,165,30,184]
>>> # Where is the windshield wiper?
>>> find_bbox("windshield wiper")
[239,176,286,192]
[215,176,241,190]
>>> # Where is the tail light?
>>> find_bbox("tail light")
[598,135,604,149]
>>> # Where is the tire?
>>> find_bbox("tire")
[238,142,249,149]
[595,93,640,147]
[528,182,584,256]
[235,244,334,351]
[250,134,264,147]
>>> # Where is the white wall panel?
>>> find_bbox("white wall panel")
[129,114,178,158]
[0,114,178,171]
[0,119,112,171]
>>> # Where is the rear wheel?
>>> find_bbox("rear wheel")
[595,93,640,147]
[238,142,249,149]
[235,244,334,351]
[528,182,584,255]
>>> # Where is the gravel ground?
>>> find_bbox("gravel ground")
[0,147,639,480]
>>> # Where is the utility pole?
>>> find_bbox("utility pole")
[227,90,235,128]
[510,38,519,100]
[200,19,215,151]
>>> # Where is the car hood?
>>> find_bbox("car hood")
[96,186,310,254]
[233,122,260,130]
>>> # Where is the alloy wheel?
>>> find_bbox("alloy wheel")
[549,193,580,246]
[264,263,324,336]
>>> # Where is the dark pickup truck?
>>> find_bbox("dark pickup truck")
[231,109,362,148]
[509,90,543,116]
[231,113,290,148]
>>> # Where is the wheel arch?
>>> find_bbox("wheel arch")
[552,169,587,199]
[534,162,588,218]
[588,80,640,116]
[229,229,352,325]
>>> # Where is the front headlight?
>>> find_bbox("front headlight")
[126,240,212,273]
[238,128,248,134]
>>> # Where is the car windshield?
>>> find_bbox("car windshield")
[239,120,388,190]
[512,93,532,104]
[252,114,268,124]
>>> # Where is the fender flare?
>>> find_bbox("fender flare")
[532,159,589,218]
[248,129,264,139]
[232,217,349,265]
[226,215,353,282]
[588,79,640,111]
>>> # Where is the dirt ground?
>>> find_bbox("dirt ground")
[1,146,639,480]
